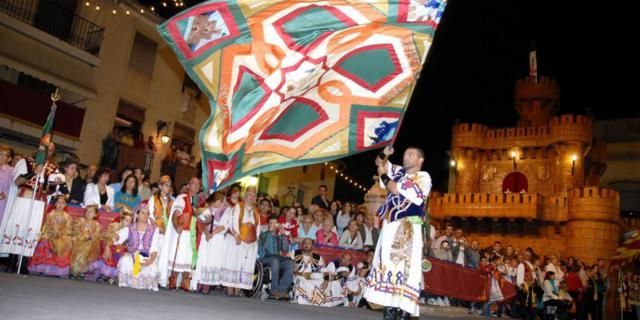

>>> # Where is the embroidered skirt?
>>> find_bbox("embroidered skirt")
[363,217,423,316]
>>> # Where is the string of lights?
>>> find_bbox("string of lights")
[83,1,185,16]
[323,162,368,193]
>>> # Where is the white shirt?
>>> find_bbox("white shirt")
[516,261,536,287]
[363,226,374,246]
[84,183,115,208]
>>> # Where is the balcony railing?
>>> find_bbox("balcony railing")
[1,0,104,55]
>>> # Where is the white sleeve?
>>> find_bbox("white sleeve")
[324,261,337,274]
[83,184,96,206]
[150,228,161,254]
[114,227,129,245]
[148,199,156,222]
[354,233,363,250]
[378,162,403,188]
[338,231,350,248]
[171,195,186,215]
[544,281,559,299]
[12,159,27,183]
[106,186,115,208]
[516,264,525,287]
[397,172,432,206]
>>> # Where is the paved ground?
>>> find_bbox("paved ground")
[0,273,485,319]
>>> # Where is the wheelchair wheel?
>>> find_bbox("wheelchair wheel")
[243,260,264,298]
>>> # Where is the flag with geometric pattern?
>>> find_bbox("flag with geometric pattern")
[158,0,447,192]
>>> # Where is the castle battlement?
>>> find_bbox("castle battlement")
[567,187,620,224]
[429,192,543,220]
[514,76,560,103]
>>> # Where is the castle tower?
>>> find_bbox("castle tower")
[549,115,593,193]
[451,123,487,193]
[514,76,560,127]
[567,187,620,264]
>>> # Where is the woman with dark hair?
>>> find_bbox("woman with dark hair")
[114,174,140,213]
[57,159,86,204]
[83,167,115,211]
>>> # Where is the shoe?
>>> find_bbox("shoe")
[419,297,426,304]
[383,307,397,320]
[398,310,412,320]
[436,297,444,306]
[426,298,436,305]
[442,297,450,306]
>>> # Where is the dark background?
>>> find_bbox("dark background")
[147,0,636,201]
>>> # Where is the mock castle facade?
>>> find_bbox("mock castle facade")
[429,73,620,264]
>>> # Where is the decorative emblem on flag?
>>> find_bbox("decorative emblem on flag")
[159,0,448,191]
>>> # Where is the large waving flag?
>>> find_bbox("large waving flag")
[158,0,447,192]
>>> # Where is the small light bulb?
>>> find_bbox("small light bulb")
[125,10,130,15]
[112,9,117,15]
[95,5,100,10]
[85,1,90,7]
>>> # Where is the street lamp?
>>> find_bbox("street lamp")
[450,160,456,167]
[156,121,170,144]
[571,154,578,176]
[511,151,517,171]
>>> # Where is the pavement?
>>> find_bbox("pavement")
[0,273,487,320]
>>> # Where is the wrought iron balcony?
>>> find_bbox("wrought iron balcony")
[1,0,104,55]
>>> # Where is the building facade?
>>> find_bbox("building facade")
[0,0,337,196]
[429,75,621,264]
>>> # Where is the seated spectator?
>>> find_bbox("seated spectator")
[28,196,73,278]
[542,271,572,318]
[56,160,86,204]
[316,217,339,246]
[298,214,318,242]
[345,261,369,308]
[293,238,343,307]
[258,215,294,299]
[113,174,141,213]
[339,220,363,250]
[84,168,115,212]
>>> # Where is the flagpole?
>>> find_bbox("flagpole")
[16,89,60,275]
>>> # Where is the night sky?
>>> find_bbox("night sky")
[149,0,636,202]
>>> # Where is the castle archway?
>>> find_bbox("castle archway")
[502,172,528,193]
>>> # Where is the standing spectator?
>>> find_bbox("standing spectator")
[335,202,354,235]
[329,201,340,225]
[134,168,151,201]
[490,241,503,262]
[110,167,132,193]
[311,184,330,210]
[84,164,97,184]
[433,224,454,250]
[0,145,14,225]
[359,214,379,250]
[258,198,272,227]
[546,255,565,282]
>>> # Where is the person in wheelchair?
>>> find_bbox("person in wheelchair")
[257,215,294,300]
[542,271,572,320]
